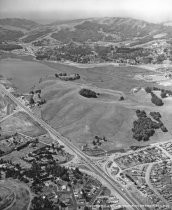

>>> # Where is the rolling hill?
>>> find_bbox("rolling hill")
[1,17,172,45]
[0,18,40,30]
[36,78,172,153]
[1,16,172,153]
[0,27,24,43]
[0,18,40,42]
[31,63,172,153]
[50,17,172,44]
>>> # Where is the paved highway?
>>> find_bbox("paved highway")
[0,85,147,210]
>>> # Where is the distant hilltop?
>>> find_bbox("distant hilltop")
[0,17,172,44]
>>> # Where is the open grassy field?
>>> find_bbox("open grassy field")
[43,61,153,94]
[0,111,47,137]
[0,93,17,119]
[0,57,154,93]
[38,79,172,152]
[0,58,58,93]
[1,57,172,152]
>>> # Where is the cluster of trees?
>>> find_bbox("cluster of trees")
[145,87,164,106]
[115,47,152,63]
[145,86,172,105]
[0,154,95,210]
[36,42,94,63]
[145,86,172,97]
[16,141,31,151]
[0,141,90,210]
[35,41,153,65]
[150,111,161,121]
[35,54,48,60]
[94,45,112,61]
[0,158,70,188]
[55,73,67,77]
[29,89,46,106]
[0,158,71,210]
[92,45,151,63]
[31,196,70,210]
[0,43,22,51]
[132,110,168,141]
[149,111,168,132]
[31,196,59,210]
[160,89,172,98]
[79,88,98,98]
[29,96,46,106]
[55,72,80,81]
[92,135,107,146]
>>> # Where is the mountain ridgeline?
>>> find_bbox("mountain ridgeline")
[0,17,172,44]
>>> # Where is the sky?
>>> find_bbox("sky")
[0,0,172,23]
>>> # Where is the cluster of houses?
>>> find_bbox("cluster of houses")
[122,166,168,210]
[160,142,172,155]
[114,146,169,170]
[150,161,172,206]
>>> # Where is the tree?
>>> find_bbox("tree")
[161,90,167,98]
[161,125,168,132]
[156,54,166,64]
[119,96,124,101]
[29,96,35,105]
[79,88,97,98]
[145,87,152,93]
[92,140,96,146]
[151,92,164,106]
[35,89,41,94]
